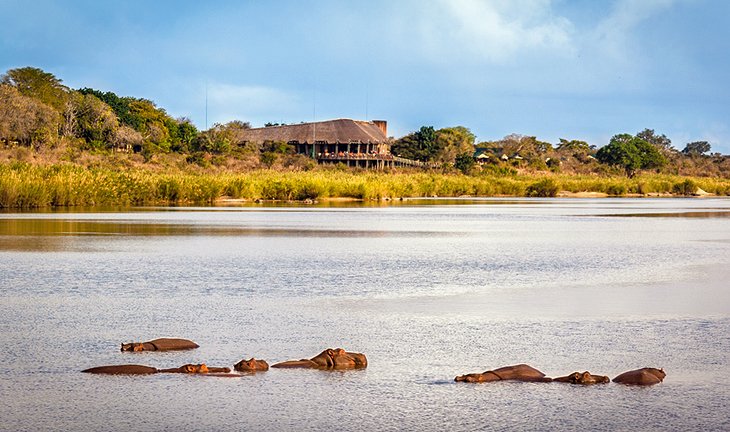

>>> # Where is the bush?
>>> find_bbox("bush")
[672,179,697,196]
[526,178,559,197]
[606,183,627,196]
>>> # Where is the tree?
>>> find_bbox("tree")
[173,118,198,152]
[636,128,673,151]
[74,93,119,145]
[681,141,711,156]
[391,126,438,161]
[1,67,69,112]
[454,152,476,174]
[0,83,61,147]
[596,134,666,177]
[434,126,476,164]
[78,88,137,128]
[556,138,591,154]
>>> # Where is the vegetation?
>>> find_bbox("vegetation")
[596,134,666,177]
[1,66,729,209]
[2,161,729,209]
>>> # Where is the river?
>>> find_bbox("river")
[1,198,729,431]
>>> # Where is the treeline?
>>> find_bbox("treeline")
[0,67,273,165]
[392,126,728,178]
[1,66,728,179]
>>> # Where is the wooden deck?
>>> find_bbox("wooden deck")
[316,154,434,169]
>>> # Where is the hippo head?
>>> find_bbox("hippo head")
[120,343,145,352]
[181,364,208,373]
[566,371,609,384]
[234,358,269,372]
[311,348,367,369]
[647,368,666,381]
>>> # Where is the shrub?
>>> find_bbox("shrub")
[672,179,697,196]
[526,178,559,197]
[606,183,627,196]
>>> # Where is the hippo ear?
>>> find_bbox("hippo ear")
[326,349,335,356]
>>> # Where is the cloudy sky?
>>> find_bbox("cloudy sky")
[1,0,728,152]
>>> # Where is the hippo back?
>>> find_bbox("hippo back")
[613,368,665,385]
[82,365,158,375]
[491,364,549,381]
[147,338,199,351]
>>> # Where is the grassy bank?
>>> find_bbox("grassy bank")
[1,162,730,208]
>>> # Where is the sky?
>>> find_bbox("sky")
[1,0,729,153]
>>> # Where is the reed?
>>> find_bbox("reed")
[1,162,729,209]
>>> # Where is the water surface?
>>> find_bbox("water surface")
[1,198,729,431]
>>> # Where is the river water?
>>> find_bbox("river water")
[1,198,729,431]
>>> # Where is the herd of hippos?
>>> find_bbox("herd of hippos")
[82,337,666,386]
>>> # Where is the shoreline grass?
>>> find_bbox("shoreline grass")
[1,161,729,209]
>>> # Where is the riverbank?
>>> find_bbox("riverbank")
[1,161,729,208]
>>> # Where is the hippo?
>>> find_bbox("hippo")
[455,364,552,383]
[82,364,158,375]
[158,363,231,374]
[120,338,199,352]
[612,368,666,385]
[553,371,610,385]
[271,348,368,370]
[234,358,269,372]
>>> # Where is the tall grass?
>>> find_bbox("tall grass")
[1,162,729,208]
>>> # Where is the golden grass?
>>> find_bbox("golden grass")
[1,162,729,208]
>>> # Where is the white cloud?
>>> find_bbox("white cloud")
[593,0,679,60]
[415,0,575,63]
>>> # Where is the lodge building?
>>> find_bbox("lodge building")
[239,119,428,169]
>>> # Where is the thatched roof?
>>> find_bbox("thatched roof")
[239,119,387,144]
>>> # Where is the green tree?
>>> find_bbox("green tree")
[636,128,673,151]
[454,152,476,174]
[173,118,198,152]
[596,133,666,177]
[1,67,69,112]
[434,126,475,164]
[391,126,438,161]
[681,141,711,156]
[74,93,119,145]
[556,138,591,154]
[78,88,138,128]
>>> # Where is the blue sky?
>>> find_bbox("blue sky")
[1,0,729,153]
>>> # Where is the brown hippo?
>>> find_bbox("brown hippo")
[455,364,552,383]
[158,364,231,374]
[82,364,158,375]
[271,348,368,370]
[553,371,610,385]
[121,338,199,352]
[613,368,666,385]
[234,358,269,372]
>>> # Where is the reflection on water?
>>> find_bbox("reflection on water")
[1,198,730,431]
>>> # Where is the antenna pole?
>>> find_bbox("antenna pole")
[205,81,208,130]
[365,84,369,120]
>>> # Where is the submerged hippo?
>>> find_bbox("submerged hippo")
[612,368,666,386]
[455,364,552,383]
[121,338,199,352]
[234,358,269,372]
[82,363,230,375]
[271,348,367,370]
[82,364,158,375]
[553,371,610,385]
[158,363,231,374]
